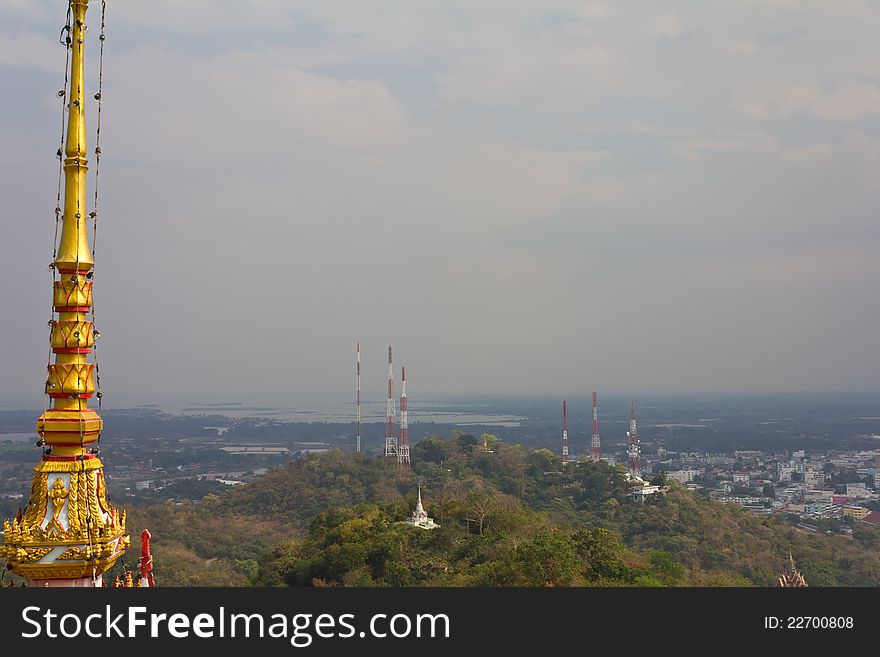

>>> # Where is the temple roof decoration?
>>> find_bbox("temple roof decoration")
[776,552,808,587]
[0,0,148,588]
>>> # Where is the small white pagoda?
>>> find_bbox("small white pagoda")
[404,486,440,530]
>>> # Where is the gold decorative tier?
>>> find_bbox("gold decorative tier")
[2,456,129,580]
[45,362,97,396]
[37,407,102,446]
[53,278,93,310]
[50,320,95,350]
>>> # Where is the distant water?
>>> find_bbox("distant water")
[166,399,526,427]
[5,391,879,430]
[0,433,34,443]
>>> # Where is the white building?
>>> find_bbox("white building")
[403,487,440,530]
[667,469,701,484]
[777,463,795,482]
[804,467,824,489]
[804,489,834,503]
[846,483,871,499]
[778,485,805,503]
[631,485,662,502]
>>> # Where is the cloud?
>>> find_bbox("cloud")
[669,132,778,159]
[779,143,834,162]
[2,1,880,398]
[734,81,880,121]
[0,31,57,72]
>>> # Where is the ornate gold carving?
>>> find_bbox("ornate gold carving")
[0,545,51,562]
[57,543,117,561]
[35,456,103,473]
[67,470,79,536]
[53,279,93,309]
[15,555,124,581]
[50,320,95,349]
[57,545,88,561]
[24,547,51,562]
[45,477,69,538]
[97,470,109,514]
[86,467,105,532]
[45,363,96,395]
[22,472,47,528]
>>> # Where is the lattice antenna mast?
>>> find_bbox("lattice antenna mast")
[384,345,397,459]
[398,366,411,469]
[561,400,570,463]
[356,341,361,453]
[627,401,641,479]
[591,391,601,461]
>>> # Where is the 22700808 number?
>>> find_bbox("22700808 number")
[765,617,853,629]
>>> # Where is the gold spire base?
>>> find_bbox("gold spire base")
[1,455,129,581]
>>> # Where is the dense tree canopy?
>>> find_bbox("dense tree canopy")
[117,435,880,587]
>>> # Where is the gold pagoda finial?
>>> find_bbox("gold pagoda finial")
[0,0,131,587]
[40,0,102,450]
[56,0,93,273]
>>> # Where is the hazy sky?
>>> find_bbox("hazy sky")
[1,0,879,406]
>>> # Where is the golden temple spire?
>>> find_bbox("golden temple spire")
[42,0,102,450]
[0,0,130,587]
[56,0,93,273]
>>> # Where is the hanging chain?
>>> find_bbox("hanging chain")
[53,3,72,262]
[91,0,105,265]
[90,0,107,420]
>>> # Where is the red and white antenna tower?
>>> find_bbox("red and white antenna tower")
[561,400,571,463]
[398,366,411,469]
[384,345,397,459]
[591,392,601,461]
[356,341,361,453]
[627,401,641,480]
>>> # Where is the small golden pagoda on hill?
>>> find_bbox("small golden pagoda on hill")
[775,552,808,588]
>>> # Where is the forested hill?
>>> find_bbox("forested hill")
[124,433,880,586]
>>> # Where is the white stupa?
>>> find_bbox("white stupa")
[405,486,440,530]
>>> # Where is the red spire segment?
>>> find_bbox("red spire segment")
[137,528,155,587]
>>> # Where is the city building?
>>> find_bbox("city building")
[777,462,795,482]
[667,469,701,484]
[804,467,823,489]
[846,483,871,499]
[842,506,869,520]
[631,485,663,502]
[804,502,835,517]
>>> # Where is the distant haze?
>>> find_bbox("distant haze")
[0,1,878,408]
